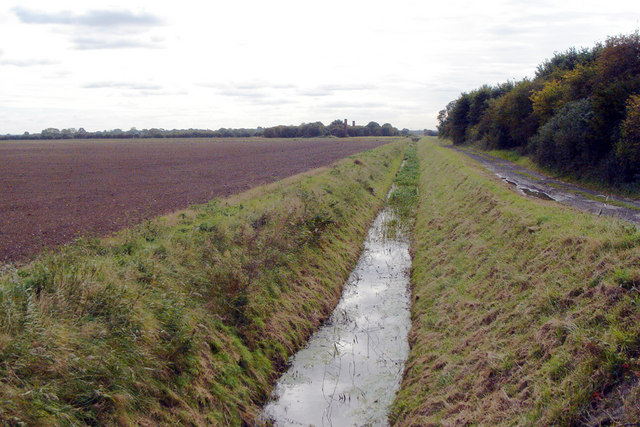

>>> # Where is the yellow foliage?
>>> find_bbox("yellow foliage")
[530,79,564,121]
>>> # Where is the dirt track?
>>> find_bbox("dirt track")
[1,137,392,263]
[449,145,640,225]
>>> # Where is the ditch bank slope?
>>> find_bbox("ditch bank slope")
[391,138,640,425]
[0,140,406,425]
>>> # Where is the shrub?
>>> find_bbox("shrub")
[615,94,640,180]
[529,99,598,172]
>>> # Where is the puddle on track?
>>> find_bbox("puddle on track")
[496,174,556,201]
[262,207,411,427]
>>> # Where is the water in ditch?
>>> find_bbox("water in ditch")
[261,204,412,426]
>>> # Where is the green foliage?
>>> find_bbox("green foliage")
[535,46,601,79]
[616,94,640,179]
[389,143,420,221]
[481,79,539,149]
[530,79,566,122]
[442,96,471,145]
[530,99,598,171]
[260,120,400,138]
[438,30,640,185]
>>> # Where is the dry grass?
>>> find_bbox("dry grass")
[0,140,407,425]
[390,137,640,426]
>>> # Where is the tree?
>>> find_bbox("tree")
[365,121,381,136]
[447,94,471,144]
[529,99,597,172]
[615,94,640,179]
[300,122,325,137]
[41,128,60,139]
[595,32,640,84]
[480,80,538,149]
[530,79,566,123]
[328,119,347,137]
[535,46,600,79]
[381,123,399,136]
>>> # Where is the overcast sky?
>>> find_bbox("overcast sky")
[0,0,638,134]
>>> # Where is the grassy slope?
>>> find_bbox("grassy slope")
[0,139,407,425]
[391,137,640,425]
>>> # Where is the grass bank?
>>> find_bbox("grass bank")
[391,137,640,425]
[0,140,406,425]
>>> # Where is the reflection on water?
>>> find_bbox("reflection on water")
[262,207,412,426]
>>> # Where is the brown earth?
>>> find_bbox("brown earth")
[0,137,393,263]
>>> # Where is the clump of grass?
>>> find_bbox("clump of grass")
[0,140,407,425]
[390,137,640,426]
[388,143,419,229]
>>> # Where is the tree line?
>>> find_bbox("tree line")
[438,31,640,184]
[0,120,401,141]
[262,120,400,138]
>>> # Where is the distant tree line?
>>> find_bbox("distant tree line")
[438,31,640,184]
[0,120,401,141]
[0,127,261,140]
[261,120,400,138]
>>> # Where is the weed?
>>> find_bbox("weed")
[613,268,639,290]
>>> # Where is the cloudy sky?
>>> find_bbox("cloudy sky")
[0,0,638,134]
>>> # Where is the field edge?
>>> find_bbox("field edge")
[0,139,408,425]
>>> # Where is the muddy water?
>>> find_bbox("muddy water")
[262,207,411,426]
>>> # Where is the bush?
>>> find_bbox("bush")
[529,99,597,172]
[616,94,640,180]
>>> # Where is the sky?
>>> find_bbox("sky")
[0,0,639,134]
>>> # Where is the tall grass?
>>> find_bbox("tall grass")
[0,140,407,425]
[391,137,640,426]
[388,143,419,222]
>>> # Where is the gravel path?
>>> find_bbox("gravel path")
[448,145,640,225]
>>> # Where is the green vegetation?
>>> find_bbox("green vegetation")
[0,120,402,140]
[390,138,640,425]
[388,143,420,222]
[262,120,400,138]
[438,31,640,186]
[486,149,552,176]
[0,140,406,425]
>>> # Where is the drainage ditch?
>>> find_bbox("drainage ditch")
[261,190,412,426]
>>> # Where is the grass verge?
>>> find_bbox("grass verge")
[0,140,406,425]
[390,137,640,425]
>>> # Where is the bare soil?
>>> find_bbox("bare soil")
[0,137,391,263]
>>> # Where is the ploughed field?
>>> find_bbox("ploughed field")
[1,137,390,262]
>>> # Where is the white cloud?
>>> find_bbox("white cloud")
[82,81,163,90]
[12,7,163,28]
[0,58,57,66]
[0,0,639,133]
